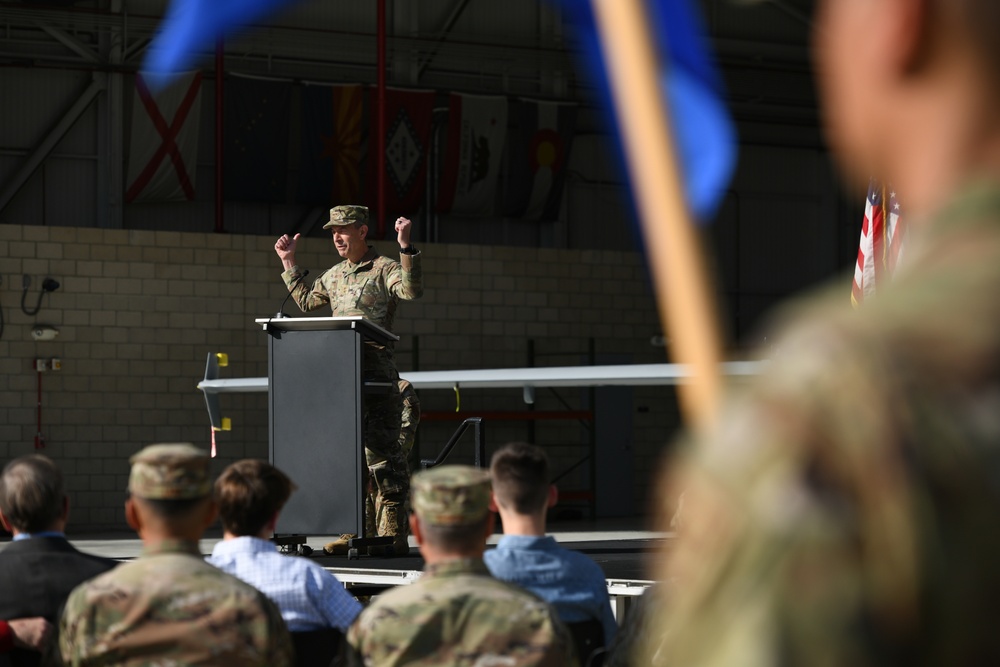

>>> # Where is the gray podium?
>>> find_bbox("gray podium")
[256,316,398,538]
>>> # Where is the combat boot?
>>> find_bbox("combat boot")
[366,536,410,557]
[367,504,409,556]
[323,534,357,555]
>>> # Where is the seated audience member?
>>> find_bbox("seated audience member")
[59,443,293,666]
[0,455,117,666]
[485,442,618,648]
[0,618,52,655]
[208,459,362,633]
[346,465,577,667]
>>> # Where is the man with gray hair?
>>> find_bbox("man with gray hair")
[0,455,116,666]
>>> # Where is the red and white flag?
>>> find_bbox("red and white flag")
[125,71,203,203]
[367,88,435,219]
[437,93,508,217]
[852,178,906,307]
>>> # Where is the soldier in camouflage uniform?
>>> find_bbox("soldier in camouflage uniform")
[398,378,421,460]
[59,444,293,666]
[367,378,421,537]
[345,465,577,666]
[274,206,422,554]
[647,0,1000,665]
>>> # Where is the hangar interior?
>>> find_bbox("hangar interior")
[0,0,854,530]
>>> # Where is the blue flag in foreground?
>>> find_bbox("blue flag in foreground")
[557,0,736,221]
[144,0,296,83]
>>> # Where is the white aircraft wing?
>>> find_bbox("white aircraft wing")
[198,353,763,430]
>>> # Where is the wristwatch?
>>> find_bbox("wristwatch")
[400,245,418,255]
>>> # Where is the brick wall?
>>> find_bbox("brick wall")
[0,223,683,531]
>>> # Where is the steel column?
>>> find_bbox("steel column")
[376,0,387,238]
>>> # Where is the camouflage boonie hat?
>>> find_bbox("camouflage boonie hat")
[411,465,491,526]
[323,205,369,229]
[128,443,212,500]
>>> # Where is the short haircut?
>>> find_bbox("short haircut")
[489,442,550,515]
[133,495,210,520]
[0,455,65,533]
[214,459,295,536]
[420,514,490,553]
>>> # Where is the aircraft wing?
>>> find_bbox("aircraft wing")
[198,353,762,431]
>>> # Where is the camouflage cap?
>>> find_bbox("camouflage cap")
[323,205,369,229]
[128,443,212,500]
[411,465,491,526]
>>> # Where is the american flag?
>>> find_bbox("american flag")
[851,179,906,307]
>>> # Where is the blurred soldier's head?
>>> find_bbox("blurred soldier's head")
[0,455,68,535]
[813,0,1000,213]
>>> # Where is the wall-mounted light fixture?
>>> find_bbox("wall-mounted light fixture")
[31,325,60,342]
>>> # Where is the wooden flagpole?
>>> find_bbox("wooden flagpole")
[589,0,724,430]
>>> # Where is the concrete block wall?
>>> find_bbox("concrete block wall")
[0,223,683,531]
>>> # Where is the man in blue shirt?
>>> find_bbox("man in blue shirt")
[208,459,362,633]
[484,442,617,647]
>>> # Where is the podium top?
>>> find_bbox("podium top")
[255,316,399,345]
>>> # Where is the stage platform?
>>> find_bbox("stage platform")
[1,520,665,619]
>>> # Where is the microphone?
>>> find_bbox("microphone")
[274,269,309,318]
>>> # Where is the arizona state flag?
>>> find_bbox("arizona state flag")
[299,84,367,205]
[502,99,577,221]
[437,94,508,216]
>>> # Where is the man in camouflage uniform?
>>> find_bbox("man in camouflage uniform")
[366,378,421,537]
[274,206,422,554]
[59,444,293,666]
[345,465,577,666]
[648,0,1000,665]
[398,378,421,460]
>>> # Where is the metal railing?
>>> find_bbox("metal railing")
[420,417,485,469]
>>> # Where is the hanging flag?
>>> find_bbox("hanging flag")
[144,0,300,83]
[125,71,203,203]
[852,179,906,307]
[224,76,292,203]
[502,99,577,221]
[553,0,736,222]
[437,94,508,217]
[367,88,435,219]
[299,84,367,206]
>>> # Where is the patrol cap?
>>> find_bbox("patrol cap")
[128,443,212,500]
[323,205,369,229]
[411,465,491,526]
